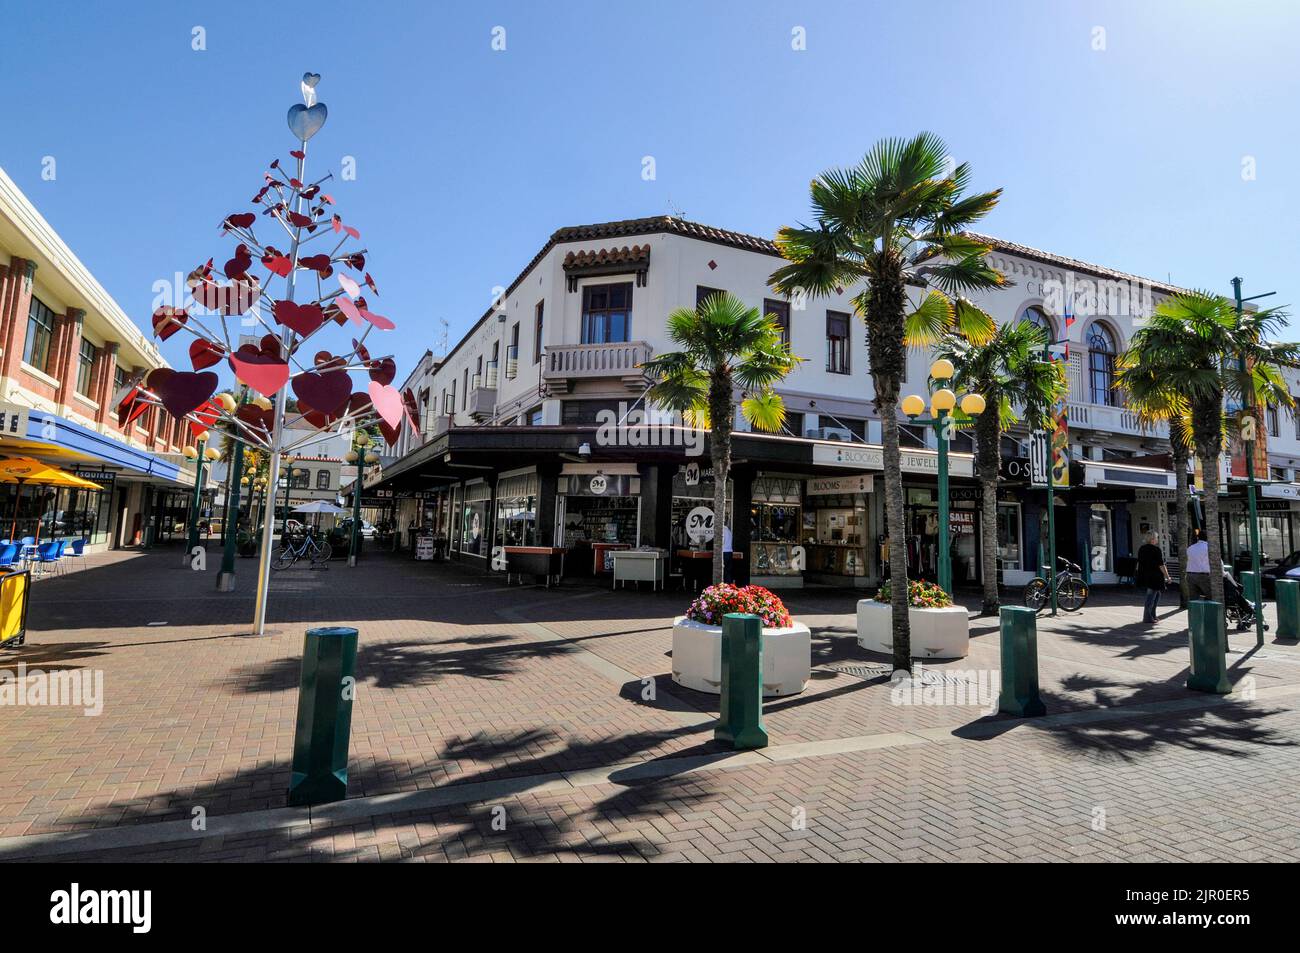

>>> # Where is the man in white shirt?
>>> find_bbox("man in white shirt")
[721,524,734,583]
[1185,537,1212,601]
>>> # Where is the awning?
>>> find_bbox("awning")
[1083,460,1175,490]
[292,500,348,514]
[0,457,104,490]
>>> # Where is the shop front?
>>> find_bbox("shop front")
[749,474,804,588]
[1221,495,1298,570]
[802,472,873,588]
[558,466,640,575]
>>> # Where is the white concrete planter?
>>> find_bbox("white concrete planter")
[856,599,969,659]
[670,616,811,696]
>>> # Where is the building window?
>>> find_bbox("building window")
[507,322,519,379]
[529,406,544,426]
[764,298,790,347]
[23,297,56,374]
[696,286,724,308]
[900,423,927,448]
[783,410,805,438]
[534,300,545,363]
[1267,403,1279,437]
[76,338,97,398]
[462,368,468,402]
[317,470,331,490]
[1294,407,1300,440]
[1020,305,1054,339]
[448,382,456,415]
[1270,466,1289,483]
[1087,323,1118,406]
[826,311,850,374]
[290,469,310,489]
[580,283,632,344]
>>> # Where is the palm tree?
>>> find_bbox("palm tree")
[1123,292,1299,605]
[934,319,1066,615]
[642,292,800,585]
[770,133,1004,672]
[1115,358,1195,608]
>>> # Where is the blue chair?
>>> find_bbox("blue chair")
[31,542,58,576]
[66,538,87,571]
[0,543,19,571]
[52,539,69,574]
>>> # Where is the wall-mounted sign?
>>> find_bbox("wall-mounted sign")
[1261,483,1300,500]
[999,456,1032,481]
[72,469,116,485]
[686,505,715,543]
[806,473,873,496]
[0,402,30,437]
[589,475,608,495]
[812,443,973,478]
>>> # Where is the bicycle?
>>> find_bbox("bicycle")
[1023,556,1089,613]
[272,528,333,570]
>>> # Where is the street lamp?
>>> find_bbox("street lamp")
[903,359,985,597]
[183,430,219,563]
[279,455,297,539]
[345,430,380,567]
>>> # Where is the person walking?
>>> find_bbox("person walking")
[1136,532,1171,623]
[1185,534,1212,601]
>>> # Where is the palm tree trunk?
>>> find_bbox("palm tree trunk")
[867,248,911,672]
[880,405,911,669]
[708,373,733,586]
[975,412,1000,615]
[1170,431,1190,610]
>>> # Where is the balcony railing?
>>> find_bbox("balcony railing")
[542,340,653,392]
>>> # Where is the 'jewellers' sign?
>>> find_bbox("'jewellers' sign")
[812,443,973,478]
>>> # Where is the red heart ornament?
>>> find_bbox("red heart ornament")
[152,307,187,341]
[367,357,396,386]
[292,369,351,418]
[156,371,219,420]
[189,338,225,371]
[145,367,174,392]
[230,350,290,398]
[188,398,222,438]
[274,300,325,336]
[378,418,401,446]
[264,254,293,277]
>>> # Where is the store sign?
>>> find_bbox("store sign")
[683,462,701,486]
[589,475,608,495]
[806,474,873,496]
[1261,483,1300,500]
[686,505,715,543]
[812,443,972,477]
[999,456,1032,481]
[0,402,29,437]
[949,511,975,534]
[72,469,115,484]
[1134,488,1177,502]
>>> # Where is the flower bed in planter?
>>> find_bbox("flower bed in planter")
[671,584,811,696]
[857,580,969,659]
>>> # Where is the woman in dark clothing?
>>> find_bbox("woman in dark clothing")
[1136,532,1171,623]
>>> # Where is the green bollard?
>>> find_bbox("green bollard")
[1277,579,1300,641]
[998,605,1046,717]
[287,626,359,806]
[1186,600,1230,694]
[714,613,768,750]
[1240,571,1259,606]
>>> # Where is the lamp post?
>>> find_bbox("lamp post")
[902,359,986,597]
[280,456,297,539]
[183,433,220,564]
[217,390,245,591]
[345,430,379,567]
[1232,277,1275,647]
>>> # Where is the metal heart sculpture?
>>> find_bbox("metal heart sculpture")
[286,102,327,142]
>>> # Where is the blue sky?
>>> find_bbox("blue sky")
[2,0,1299,376]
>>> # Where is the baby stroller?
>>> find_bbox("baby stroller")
[1223,568,1268,632]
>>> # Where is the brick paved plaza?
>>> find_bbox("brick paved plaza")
[1,547,1299,863]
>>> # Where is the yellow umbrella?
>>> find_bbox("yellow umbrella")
[0,457,103,545]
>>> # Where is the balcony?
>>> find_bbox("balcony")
[465,381,498,422]
[542,341,653,393]
[1065,400,1162,438]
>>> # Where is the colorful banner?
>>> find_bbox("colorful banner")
[1030,399,1070,488]
[1228,408,1269,479]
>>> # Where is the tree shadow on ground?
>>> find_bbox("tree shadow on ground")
[0,640,112,672]
[953,668,1294,762]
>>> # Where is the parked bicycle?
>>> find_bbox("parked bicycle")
[272,528,333,570]
[1023,556,1089,613]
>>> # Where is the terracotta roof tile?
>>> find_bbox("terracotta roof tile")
[562,244,651,269]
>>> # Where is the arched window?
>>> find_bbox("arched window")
[1019,305,1054,340]
[1088,323,1118,406]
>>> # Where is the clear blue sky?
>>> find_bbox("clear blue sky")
[2,0,1298,376]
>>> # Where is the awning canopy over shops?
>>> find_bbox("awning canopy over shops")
[357,426,974,500]
[0,402,184,484]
